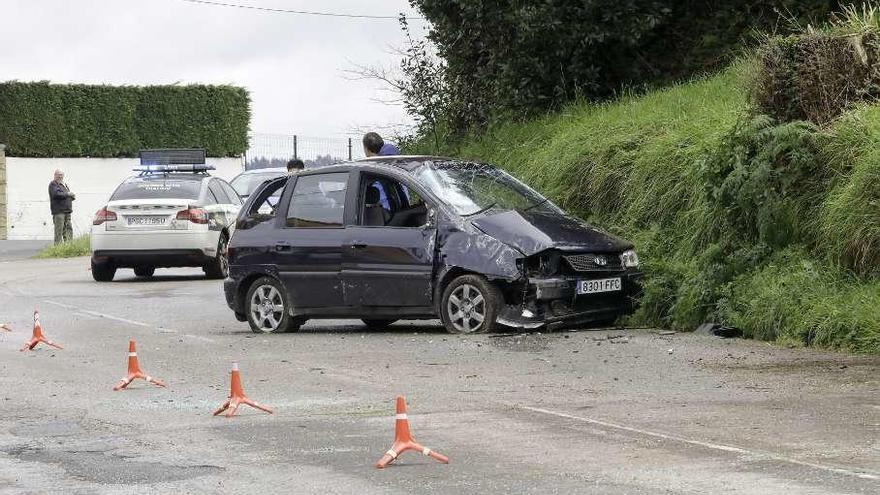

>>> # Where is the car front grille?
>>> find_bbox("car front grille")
[564,253,623,272]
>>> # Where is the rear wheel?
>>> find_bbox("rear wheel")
[91,260,116,282]
[204,234,229,279]
[245,277,301,334]
[133,266,155,278]
[362,319,398,329]
[440,274,502,334]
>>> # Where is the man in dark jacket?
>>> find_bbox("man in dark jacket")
[48,169,75,244]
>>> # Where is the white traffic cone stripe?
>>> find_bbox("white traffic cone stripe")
[395,413,407,420]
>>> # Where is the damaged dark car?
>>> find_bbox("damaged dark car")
[223,156,643,334]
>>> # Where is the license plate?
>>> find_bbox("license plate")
[577,277,622,295]
[127,216,166,226]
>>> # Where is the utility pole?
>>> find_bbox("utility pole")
[348,138,352,161]
[293,135,298,160]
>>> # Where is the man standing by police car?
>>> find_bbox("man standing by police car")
[48,169,75,244]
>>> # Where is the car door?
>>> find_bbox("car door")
[205,180,234,233]
[342,171,436,308]
[275,171,351,309]
[207,179,240,229]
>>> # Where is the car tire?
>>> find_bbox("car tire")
[440,274,502,334]
[362,319,398,329]
[134,266,155,278]
[204,234,229,280]
[245,276,299,334]
[91,260,116,282]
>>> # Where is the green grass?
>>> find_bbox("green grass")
[34,235,91,259]
[410,61,880,354]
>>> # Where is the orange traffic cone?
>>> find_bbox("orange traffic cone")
[212,362,273,418]
[20,310,62,351]
[375,396,449,469]
[113,339,166,391]
[0,323,11,333]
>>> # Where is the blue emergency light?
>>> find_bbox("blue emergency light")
[136,148,214,174]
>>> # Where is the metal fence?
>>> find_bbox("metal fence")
[244,133,365,170]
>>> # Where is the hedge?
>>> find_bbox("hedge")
[0,81,250,157]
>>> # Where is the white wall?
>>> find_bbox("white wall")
[5,157,243,240]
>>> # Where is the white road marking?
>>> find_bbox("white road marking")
[520,406,880,481]
[42,299,215,343]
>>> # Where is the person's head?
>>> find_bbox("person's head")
[53,169,64,182]
[287,159,304,174]
[362,132,384,157]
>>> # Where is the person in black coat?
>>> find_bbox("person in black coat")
[48,169,75,243]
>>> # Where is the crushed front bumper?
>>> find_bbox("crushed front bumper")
[497,271,643,330]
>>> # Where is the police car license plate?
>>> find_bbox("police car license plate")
[127,216,166,226]
[577,277,622,295]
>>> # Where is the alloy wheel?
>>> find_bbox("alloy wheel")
[447,283,486,333]
[249,284,284,332]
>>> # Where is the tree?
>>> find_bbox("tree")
[410,0,851,132]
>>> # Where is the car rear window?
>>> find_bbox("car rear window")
[110,178,202,201]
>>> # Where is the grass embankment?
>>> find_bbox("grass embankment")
[414,64,880,353]
[34,235,90,259]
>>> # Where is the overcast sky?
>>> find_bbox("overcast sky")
[0,0,426,139]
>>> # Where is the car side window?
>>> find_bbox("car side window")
[208,181,226,205]
[286,173,348,228]
[218,180,242,206]
[238,178,287,230]
[359,174,430,228]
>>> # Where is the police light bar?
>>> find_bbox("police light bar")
[139,148,206,166]
[133,164,216,173]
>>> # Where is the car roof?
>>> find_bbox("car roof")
[239,167,287,175]
[293,155,478,177]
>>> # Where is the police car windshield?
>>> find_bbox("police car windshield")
[111,177,202,201]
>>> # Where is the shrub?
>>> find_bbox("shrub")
[718,249,880,352]
[752,28,880,124]
[34,235,91,259]
[0,82,250,157]
[819,108,880,276]
[699,115,829,249]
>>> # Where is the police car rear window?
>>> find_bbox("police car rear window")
[111,178,202,200]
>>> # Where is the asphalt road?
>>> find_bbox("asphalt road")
[0,258,878,494]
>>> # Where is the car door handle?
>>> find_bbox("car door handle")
[350,243,368,249]
[275,243,292,252]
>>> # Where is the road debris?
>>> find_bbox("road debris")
[694,323,743,339]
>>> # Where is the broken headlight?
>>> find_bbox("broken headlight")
[522,251,561,277]
[620,249,640,268]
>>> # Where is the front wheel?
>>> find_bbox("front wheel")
[91,260,116,282]
[245,277,300,334]
[440,274,502,334]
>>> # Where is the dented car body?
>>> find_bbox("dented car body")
[223,156,642,334]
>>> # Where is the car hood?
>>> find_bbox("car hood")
[469,209,633,256]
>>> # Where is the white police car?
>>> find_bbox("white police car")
[90,149,241,282]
